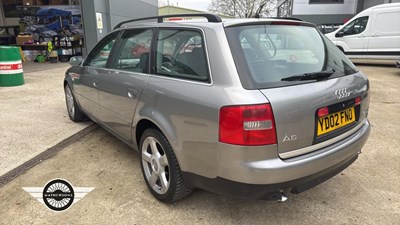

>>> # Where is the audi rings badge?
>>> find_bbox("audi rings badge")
[335,88,351,99]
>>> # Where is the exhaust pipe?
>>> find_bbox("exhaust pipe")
[262,191,288,202]
[277,192,288,203]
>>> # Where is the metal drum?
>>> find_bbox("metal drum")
[0,46,24,86]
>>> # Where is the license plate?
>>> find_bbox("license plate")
[317,107,355,136]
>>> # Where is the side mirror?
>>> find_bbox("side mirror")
[335,31,344,38]
[69,56,84,66]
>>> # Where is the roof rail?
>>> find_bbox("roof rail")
[269,17,303,21]
[114,13,222,29]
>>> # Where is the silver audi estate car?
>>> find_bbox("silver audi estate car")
[64,14,370,203]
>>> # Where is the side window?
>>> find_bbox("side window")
[342,16,369,36]
[112,29,153,73]
[84,32,119,68]
[155,29,209,82]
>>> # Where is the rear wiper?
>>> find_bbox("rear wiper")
[281,69,335,81]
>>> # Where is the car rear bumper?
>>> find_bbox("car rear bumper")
[184,119,370,199]
[183,152,358,200]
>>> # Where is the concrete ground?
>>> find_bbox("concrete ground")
[0,65,399,224]
[0,62,92,177]
[22,61,71,73]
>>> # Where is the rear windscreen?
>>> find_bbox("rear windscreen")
[225,24,358,89]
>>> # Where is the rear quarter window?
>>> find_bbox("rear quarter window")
[155,29,210,82]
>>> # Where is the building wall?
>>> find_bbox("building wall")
[294,14,356,24]
[362,0,400,9]
[80,0,102,54]
[279,0,400,24]
[159,6,203,15]
[363,0,384,9]
[81,0,158,54]
[292,0,358,15]
[109,0,158,29]
[286,0,360,24]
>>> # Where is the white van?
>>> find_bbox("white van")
[326,3,400,61]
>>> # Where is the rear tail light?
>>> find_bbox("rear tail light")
[219,104,277,146]
[355,96,361,106]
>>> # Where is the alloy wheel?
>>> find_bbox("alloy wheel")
[141,136,170,194]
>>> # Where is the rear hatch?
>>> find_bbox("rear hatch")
[225,20,370,158]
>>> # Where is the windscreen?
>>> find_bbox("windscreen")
[225,24,358,89]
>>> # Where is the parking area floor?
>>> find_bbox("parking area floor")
[0,62,92,177]
[0,65,399,224]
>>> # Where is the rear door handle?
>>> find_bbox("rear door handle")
[127,88,138,99]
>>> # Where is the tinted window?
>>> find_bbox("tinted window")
[84,32,119,68]
[342,16,368,36]
[112,29,153,73]
[155,29,209,82]
[226,25,358,89]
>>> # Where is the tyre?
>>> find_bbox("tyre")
[64,84,85,122]
[139,129,192,203]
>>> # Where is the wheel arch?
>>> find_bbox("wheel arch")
[63,76,84,115]
[134,116,178,155]
[63,75,73,88]
[135,119,159,148]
